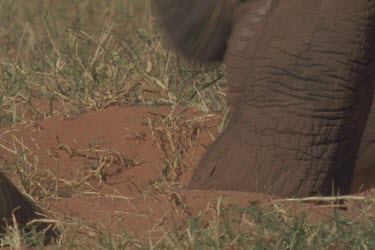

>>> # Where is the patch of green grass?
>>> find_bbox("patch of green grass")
[76,200,375,249]
[0,0,227,127]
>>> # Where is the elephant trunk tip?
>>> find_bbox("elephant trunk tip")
[152,0,238,62]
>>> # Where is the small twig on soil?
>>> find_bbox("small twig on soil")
[81,191,133,200]
[55,144,135,166]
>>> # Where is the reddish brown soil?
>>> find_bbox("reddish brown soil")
[1,105,375,242]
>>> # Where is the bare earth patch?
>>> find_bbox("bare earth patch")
[1,105,375,244]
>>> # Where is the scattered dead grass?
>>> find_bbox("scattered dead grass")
[0,0,375,249]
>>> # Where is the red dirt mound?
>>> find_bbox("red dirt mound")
[0,105,375,242]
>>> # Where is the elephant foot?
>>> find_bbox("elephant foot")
[188,122,302,196]
[188,116,353,198]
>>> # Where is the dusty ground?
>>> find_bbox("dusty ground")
[1,105,375,243]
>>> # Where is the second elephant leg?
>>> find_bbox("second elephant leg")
[352,96,375,192]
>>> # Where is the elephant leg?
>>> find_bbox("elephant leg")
[189,0,375,197]
[0,171,37,230]
[225,0,275,116]
[352,97,375,193]
[0,171,58,240]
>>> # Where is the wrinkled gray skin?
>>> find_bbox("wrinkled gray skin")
[153,0,375,197]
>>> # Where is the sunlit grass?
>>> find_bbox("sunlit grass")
[0,0,227,127]
[1,0,375,249]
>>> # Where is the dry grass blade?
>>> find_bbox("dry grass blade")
[273,195,375,204]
